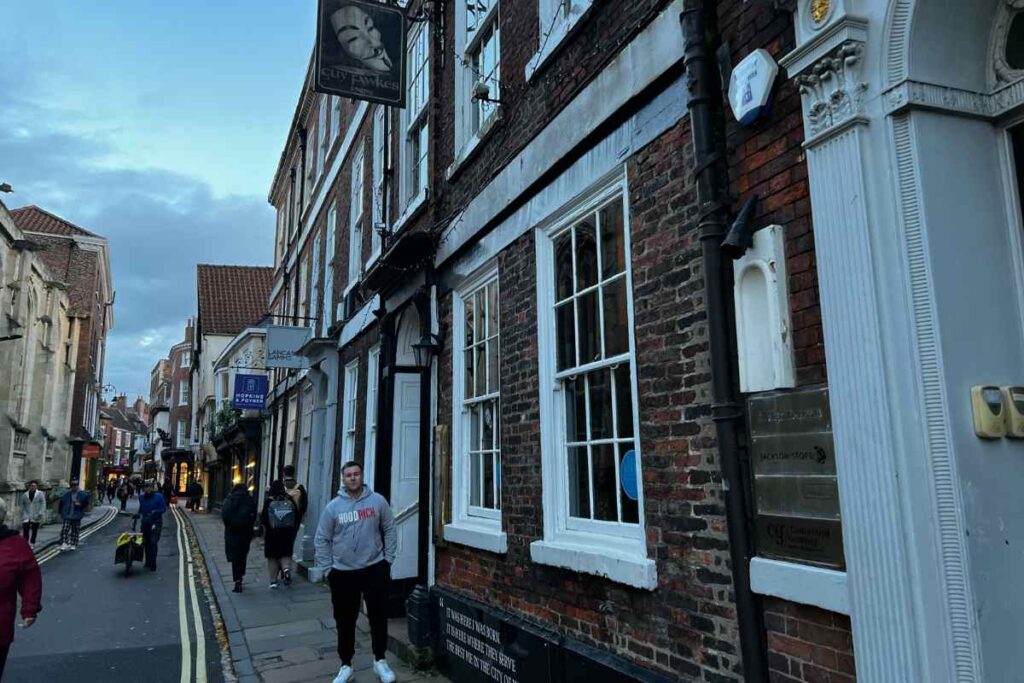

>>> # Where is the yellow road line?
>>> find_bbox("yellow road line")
[176,505,193,683]
[175,506,208,683]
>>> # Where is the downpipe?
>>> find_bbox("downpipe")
[680,1,768,681]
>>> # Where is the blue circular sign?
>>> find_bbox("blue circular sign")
[620,450,638,501]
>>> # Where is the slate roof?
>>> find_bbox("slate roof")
[197,264,273,336]
[10,205,100,238]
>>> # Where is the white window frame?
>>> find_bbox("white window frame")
[318,96,329,178]
[310,232,322,335]
[332,96,342,144]
[399,22,429,223]
[347,146,365,291]
[298,256,310,326]
[445,263,507,553]
[526,0,594,81]
[322,204,337,336]
[179,381,189,407]
[176,421,187,449]
[364,345,380,488]
[305,132,316,210]
[370,106,389,266]
[452,0,501,171]
[180,352,190,369]
[530,172,655,589]
[342,360,359,464]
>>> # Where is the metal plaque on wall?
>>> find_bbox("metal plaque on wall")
[748,386,845,569]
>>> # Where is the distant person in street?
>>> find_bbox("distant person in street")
[106,480,117,504]
[187,479,204,511]
[260,479,300,589]
[221,484,257,593]
[0,497,41,681]
[116,481,130,511]
[20,481,46,545]
[162,480,174,505]
[58,480,89,551]
[282,465,308,525]
[138,481,168,571]
[315,461,397,683]
[95,481,105,505]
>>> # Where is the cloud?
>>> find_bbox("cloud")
[0,73,275,403]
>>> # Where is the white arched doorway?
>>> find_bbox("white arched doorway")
[389,304,423,582]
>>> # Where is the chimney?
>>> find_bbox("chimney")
[116,394,127,411]
[185,318,194,343]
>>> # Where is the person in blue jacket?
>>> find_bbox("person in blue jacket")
[58,480,90,551]
[137,481,168,571]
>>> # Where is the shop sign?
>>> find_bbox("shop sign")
[82,443,101,459]
[748,387,845,569]
[315,0,407,107]
[232,373,268,410]
[265,325,312,369]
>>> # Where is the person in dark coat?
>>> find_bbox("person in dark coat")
[260,480,300,589]
[116,481,130,511]
[0,497,41,680]
[221,484,257,593]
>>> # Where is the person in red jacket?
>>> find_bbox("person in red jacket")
[0,497,41,679]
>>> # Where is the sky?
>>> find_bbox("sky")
[0,0,317,401]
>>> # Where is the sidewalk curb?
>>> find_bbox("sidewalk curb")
[32,505,117,557]
[178,509,252,682]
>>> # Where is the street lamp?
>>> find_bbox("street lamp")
[411,333,441,369]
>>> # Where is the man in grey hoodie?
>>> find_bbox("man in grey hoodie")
[315,461,398,683]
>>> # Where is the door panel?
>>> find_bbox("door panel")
[390,373,421,580]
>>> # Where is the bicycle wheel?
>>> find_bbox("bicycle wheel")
[125,552,133,576]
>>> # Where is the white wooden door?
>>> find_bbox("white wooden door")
[390,373,421,580]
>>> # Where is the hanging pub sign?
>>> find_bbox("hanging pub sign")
[265,325,312,369]
[232,373,269,410]
[315,0,407,107]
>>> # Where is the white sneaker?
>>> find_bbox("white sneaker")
[332,664,354,683]
[373,659,396,683]
[69,545,77,551]
[59,543,69,551]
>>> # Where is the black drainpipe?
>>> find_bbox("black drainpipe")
[680,2,768,681]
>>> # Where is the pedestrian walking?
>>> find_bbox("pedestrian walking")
[187,479,204,512]
[138,481,168,571]
[314,461,397,683]
[117,481,129,512]
[282,465,308,522]
[260,480,300,589]
[162,479,174,505]
[221,483,257,593]
[95,482,104,505]
[0,498,41,681]
[19,481,46,545]
[58,480,89,551]
[106,480,117,505]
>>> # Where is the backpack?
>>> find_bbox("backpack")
[267,497,297,530]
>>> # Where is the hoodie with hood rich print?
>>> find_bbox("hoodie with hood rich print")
[314,485,397,572]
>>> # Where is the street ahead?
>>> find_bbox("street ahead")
[5,502,222,683]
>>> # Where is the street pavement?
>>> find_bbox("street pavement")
[5,498,222,683]
[184,507,449,683]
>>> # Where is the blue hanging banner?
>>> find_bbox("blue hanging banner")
[232,374,268,410]
[620,449,638,501]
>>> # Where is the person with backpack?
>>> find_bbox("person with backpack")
[260,479,300,589]
[221,483,257,593]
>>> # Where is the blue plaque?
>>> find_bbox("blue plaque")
[232,374,268,410]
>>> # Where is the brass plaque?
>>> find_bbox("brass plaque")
[751,432,836,475]
[748,387,831,436]
[754,475,841,519]
[756,514,845,569]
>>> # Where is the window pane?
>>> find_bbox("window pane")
[483,447,495,509]
[620,443,640,523]
[470,452,482,507]
[554,232,573,302]
[588,369,613,440]
[475,289,486,340]
[577,289,600,365]
[475,341,487,396]
[487,338,499,394]
[575,217,598,290]
[567,446,590,519]
[465,349,475,399]
[592,444,618,522]
[487,282,499,339]
[614,364,634,439]
[482,399,495,451]
[494,451,501,509]
[600,198,626,279]
[602,276,629,358]
[555,301,575,371]
[564,376,587,443]
[470,405,481,452]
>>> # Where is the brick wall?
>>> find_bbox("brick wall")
[435,118,750,681]
[715,1,853,681]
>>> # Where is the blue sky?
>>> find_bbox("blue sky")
[0,0,316,400]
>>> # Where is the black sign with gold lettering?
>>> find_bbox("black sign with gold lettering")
[315,0,407,107]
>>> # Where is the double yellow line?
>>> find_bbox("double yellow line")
[172,505,208,683]
[35,506,119,565]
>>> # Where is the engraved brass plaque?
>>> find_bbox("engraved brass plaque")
[756,515,845,569]
[748,387,845,568]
